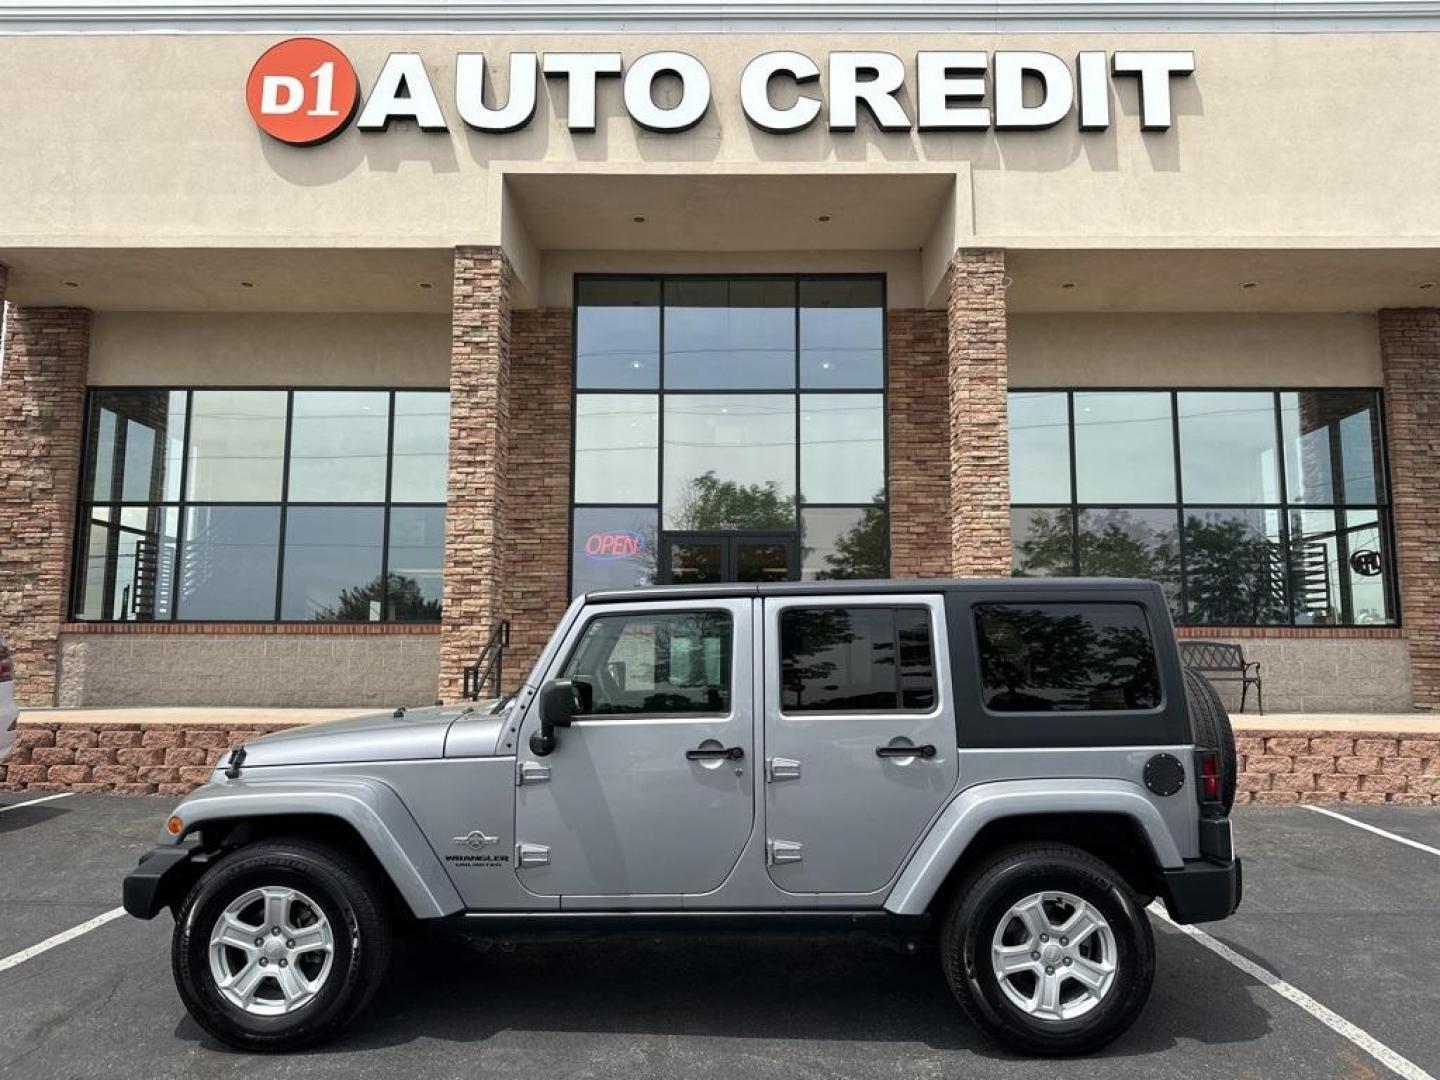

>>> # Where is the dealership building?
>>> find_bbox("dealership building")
[2,0,1439,715]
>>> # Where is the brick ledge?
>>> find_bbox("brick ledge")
[60,622,439,636]
[1176,626,1404,639]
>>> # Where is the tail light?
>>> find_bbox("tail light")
[0,641,12,683]
[1196,749,1221,804]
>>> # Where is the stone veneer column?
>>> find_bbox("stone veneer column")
[947,249,1012,576]
[888,309,952,578]
[504,309,573,689]
[0,302,93,706]
[439,248,512,701]
[1379,308,1440,707]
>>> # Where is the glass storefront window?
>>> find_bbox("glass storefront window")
[664,278,796,390]
[571,507,659,596]
[1009,392,1070,504]
[799,278,884,389]
[576,279,660,390]
[800,394,884,504]
[663,394,795,529]
[75,388,449,623]
[186,390,287,501]
[1178,391,1280,504]
[288,391,388,502]
[1074,392,1175,503]
[574,394,659,504]
[1008,388,1395,628]
[801,506,888,580]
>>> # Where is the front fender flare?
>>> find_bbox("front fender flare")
[884,779,1184,916]
[163,777,463,919]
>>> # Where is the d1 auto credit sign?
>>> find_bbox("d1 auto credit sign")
[247,37,361,145]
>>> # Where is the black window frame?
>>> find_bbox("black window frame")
[1007,386,1399,629]
[70,385,449,624]
[778,603,938,716]
[558,607,736,719]
[568,273,891,599]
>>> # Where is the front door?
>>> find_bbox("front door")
[662,532,798,585]
[761,593,960,895]
[513,599,755,900]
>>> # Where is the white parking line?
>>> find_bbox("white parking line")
[0,792,73,814]
[0,908,128,975]
[1303,805,1440,858]
[1150,904,1435,1080]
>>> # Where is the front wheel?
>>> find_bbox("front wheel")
[172,839,392,1051]
[940,843,1155,1056]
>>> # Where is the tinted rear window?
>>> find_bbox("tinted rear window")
[780,606,936,712]
[974,603,1161,713]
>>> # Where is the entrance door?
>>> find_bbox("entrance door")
[662,532,798,585]
[761,593,960,894]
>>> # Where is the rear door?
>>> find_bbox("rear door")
[761,593,959,894]
[513,599,755,899]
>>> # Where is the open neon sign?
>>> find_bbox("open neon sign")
[585,531,646,561]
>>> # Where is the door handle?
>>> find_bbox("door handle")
[876,743,937,759]
[686,746,745,761]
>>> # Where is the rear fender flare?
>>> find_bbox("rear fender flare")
[163,777,463,919]
[884,779,1184,916]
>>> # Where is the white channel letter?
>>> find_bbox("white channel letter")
[623,51,711,133]
[456,53,538,133]
[356,53,448,132]
[1076,51,1111,130]
[1111,51,1196,130]
[829,52,911,132]
[993,52,1074,130]
[740,51,822,133]
[543,52,623,132]
[916,52,989,131]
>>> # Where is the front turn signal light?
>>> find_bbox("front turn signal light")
[165,816,185,837]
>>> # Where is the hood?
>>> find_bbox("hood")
[237,700,511,768]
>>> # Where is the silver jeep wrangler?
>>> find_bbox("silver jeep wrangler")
[125,578,1241,1056]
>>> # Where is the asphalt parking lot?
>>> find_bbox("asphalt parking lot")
[0,793,1436,1080]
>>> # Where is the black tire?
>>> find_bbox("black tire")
[1183,668,1237,812]
[940,843,1156,1057]
[172,839,392,1052]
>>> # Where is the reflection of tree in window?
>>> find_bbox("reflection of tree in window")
[316,574,441,623]
[976,605,1160,712]
[1012,508,1075,577]
[672,471,795,530]
[1182,515,1288,625]
[812,495,887,580]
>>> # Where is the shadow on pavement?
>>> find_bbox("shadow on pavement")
[0,805,71,836]
[175,923,1274,1060]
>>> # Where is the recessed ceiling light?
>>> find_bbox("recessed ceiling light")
[632,215,646,223]
[62,280,80,288]
[239,281,256,289]
[1418,281,1436,290]
[418,281,434,290]
[1060,282,1076,289]
[817,214,832,223]
[1240,281,1258,289]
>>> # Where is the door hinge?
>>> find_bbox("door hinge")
[517,760,551,786]
[515,842,551,868]
[766,839,804,866]
[765,757,802,782]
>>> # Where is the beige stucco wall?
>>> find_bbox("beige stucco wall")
[88,311,451,385]
[3,32,1440,250]
[1009,312,1381,387]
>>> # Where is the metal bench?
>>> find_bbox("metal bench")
[1179,640,1263,714]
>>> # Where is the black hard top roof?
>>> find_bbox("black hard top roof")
[583,577,1159,605]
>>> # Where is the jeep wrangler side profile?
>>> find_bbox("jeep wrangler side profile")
[124,578,1241,1056]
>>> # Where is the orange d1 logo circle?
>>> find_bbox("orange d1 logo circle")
[246,38,360,146]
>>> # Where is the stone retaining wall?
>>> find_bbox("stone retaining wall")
[4,721,1438,805]
[1236,730,1439,805]
[0,723,289,795]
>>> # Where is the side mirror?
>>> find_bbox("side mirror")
[529,679,586,756]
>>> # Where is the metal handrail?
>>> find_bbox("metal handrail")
[462,620,510,701]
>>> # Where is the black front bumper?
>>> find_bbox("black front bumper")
[122,845,197,920]
[1161,856,1243,924]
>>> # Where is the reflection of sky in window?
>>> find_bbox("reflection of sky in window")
[574,395,659,504]
[1074,392,1174,503]
[663,395,794,527]
[1008,392,1070,503]
[1179,392,1280,504]
[801,394,884,503]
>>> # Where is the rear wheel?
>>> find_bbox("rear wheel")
[1183,668,1237,812]
[172,839,391,1051]
[940,843,1155,1056]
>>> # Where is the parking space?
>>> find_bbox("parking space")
[0,798,1435,1080]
